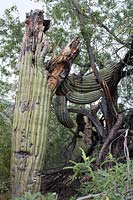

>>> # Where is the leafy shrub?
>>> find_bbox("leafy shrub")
[65,148,95,181]
[68,149,133,200]
[0,100,12,193]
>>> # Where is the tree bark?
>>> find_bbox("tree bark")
[11,10,51,198]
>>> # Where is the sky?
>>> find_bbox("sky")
[0,0,45,20]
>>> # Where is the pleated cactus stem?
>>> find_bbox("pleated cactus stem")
[11,10,51,198]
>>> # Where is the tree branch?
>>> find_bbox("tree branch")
[97,113,123,165]
[108,39,133,94]
[121,68,133,78]
[69,108,104,140]
[97,21,125,46]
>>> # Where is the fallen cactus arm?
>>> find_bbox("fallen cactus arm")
[53,64,116,127]
[59,64,116,93]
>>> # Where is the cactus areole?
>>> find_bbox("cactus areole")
[11,10,80,198]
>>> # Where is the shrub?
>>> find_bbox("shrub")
[68,149,133,200]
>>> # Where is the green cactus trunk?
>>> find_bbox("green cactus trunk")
[11,11,51,198]
[11,51,51,198]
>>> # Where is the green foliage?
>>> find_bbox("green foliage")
[42,0,132,62]
[45,193,58,200]
[78,163,131,200]
[65,148,95,181]
[68,149,133,200]
[0,6,23,98]
[0,9,23,192]
[14,192,58,200]
[45,110,74,168]
[0,6,23,70]
[0,100,12,193]
[118,76,133,110]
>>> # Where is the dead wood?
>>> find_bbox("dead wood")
[41,168,80,200]
[47,37,80,94]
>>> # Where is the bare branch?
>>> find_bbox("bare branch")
[122,68,133,78]
[97,114,123,165]
[97,21,125,46]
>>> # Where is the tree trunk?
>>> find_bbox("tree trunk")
[11,10,51,198]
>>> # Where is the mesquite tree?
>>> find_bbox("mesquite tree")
[11,10,79,198]
[43,0,133,165]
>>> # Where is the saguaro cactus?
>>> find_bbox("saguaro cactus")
[11,10,51,197]
[11,10,80,198]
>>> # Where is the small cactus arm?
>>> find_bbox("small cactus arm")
[53,95,75,128]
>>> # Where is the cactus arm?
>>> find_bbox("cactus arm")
[59,64,116,94]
